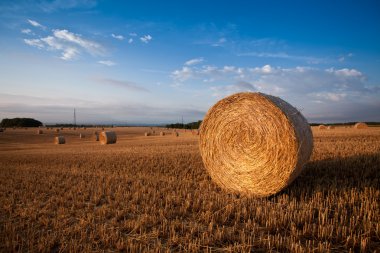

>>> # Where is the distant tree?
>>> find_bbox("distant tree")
[0,118,43,127]
[166,120,202,129]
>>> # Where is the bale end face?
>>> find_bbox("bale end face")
[54,136,65,144]
[99,131,117,144]
[199,92,313,197]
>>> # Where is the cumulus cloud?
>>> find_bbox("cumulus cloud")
[21,28,33,35]
[140,35,152,43]
[23,28,105,61]
[27,19,45,29]
[24,39,45,49]
[128,38,133,44]
[170,63,379,121]
[111,33,124,40]
[97,60,116,66]
[185,57,204,66]
[53,29,105,56]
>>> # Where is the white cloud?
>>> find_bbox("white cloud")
[128,38,133,44]
[27,19,45,29]
[140,35,152,43]
[326,68,362,77]
[97,60,116,66]
[129,32,137,37]
[184,57,204,66]
[40,36,80,60]
[171,66,194,82]
[23,28,105,61]
[24,39,45,49]
[237,51,324,64]
[21,28,33,35]
[53,29,105,56]
[111,33,124,40]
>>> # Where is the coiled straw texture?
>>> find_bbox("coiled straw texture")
[100,131,117,144]
[199,92,313,197]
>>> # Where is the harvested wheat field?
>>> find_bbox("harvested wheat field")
[0,126,379,252]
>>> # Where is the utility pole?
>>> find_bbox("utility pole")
[74,108,76,127]
[182,116,184,128]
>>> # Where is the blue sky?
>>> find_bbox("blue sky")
[0,0,379,124]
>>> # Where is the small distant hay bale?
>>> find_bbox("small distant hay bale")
[327,125,335,129]
[54,136,65,144]
[99,131,117,144]
[152,130,155,134]
[73,127,76,130]
[160,132,165,136]
[55,129,60,133]
[102,127,105,130]
[318,125,327,130]
[354,122,368,129]
[37,129,43,134]
[174,132,179,137]
[144,132,151,136]
[94,133,99,141]
[199,92,313,197]
[60,127,64,130]
[79,133,85,139]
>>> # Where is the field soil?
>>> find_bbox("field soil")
[0,127,379,252]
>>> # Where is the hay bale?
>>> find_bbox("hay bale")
[99,131,117,144]
[54,136,65,144]
[327,125,335,129]
[199,92,313,197]
[318,125,327,130]
[174,132,179,137]
[160,132,165,136]
[0,128,3,132]
[55,129,60,133]
[94,133,99,141]
[144,132,151,136]
[60,127,64,130]
[354,122,368,129]
[79,133,85,139]
[37,129,43,134]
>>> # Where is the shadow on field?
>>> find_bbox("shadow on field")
[280,153,380,200]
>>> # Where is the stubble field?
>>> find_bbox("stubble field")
[0,127,379,252]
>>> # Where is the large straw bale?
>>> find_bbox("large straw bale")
[54,136,65,144]
[199,92,313,197]
[354,122,368,129]
[99,131,117,144]
[318,125,327,130]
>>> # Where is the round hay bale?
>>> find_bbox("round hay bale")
[37,129,43,134]
[327,125,335,130]
[318,125,327,130]
[54,136,65,144]
[79,133,85,139]
[144,132,151,136]
[354,122,368,129]
[174,132,179,137]
[160,131,165,136]
[55,129,60,133]
[199,92,313,197]
[99,131,117,144]
[94,133,99,141]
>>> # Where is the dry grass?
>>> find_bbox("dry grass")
[0,127,379,252]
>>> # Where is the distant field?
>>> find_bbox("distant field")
[0,127,379,252]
